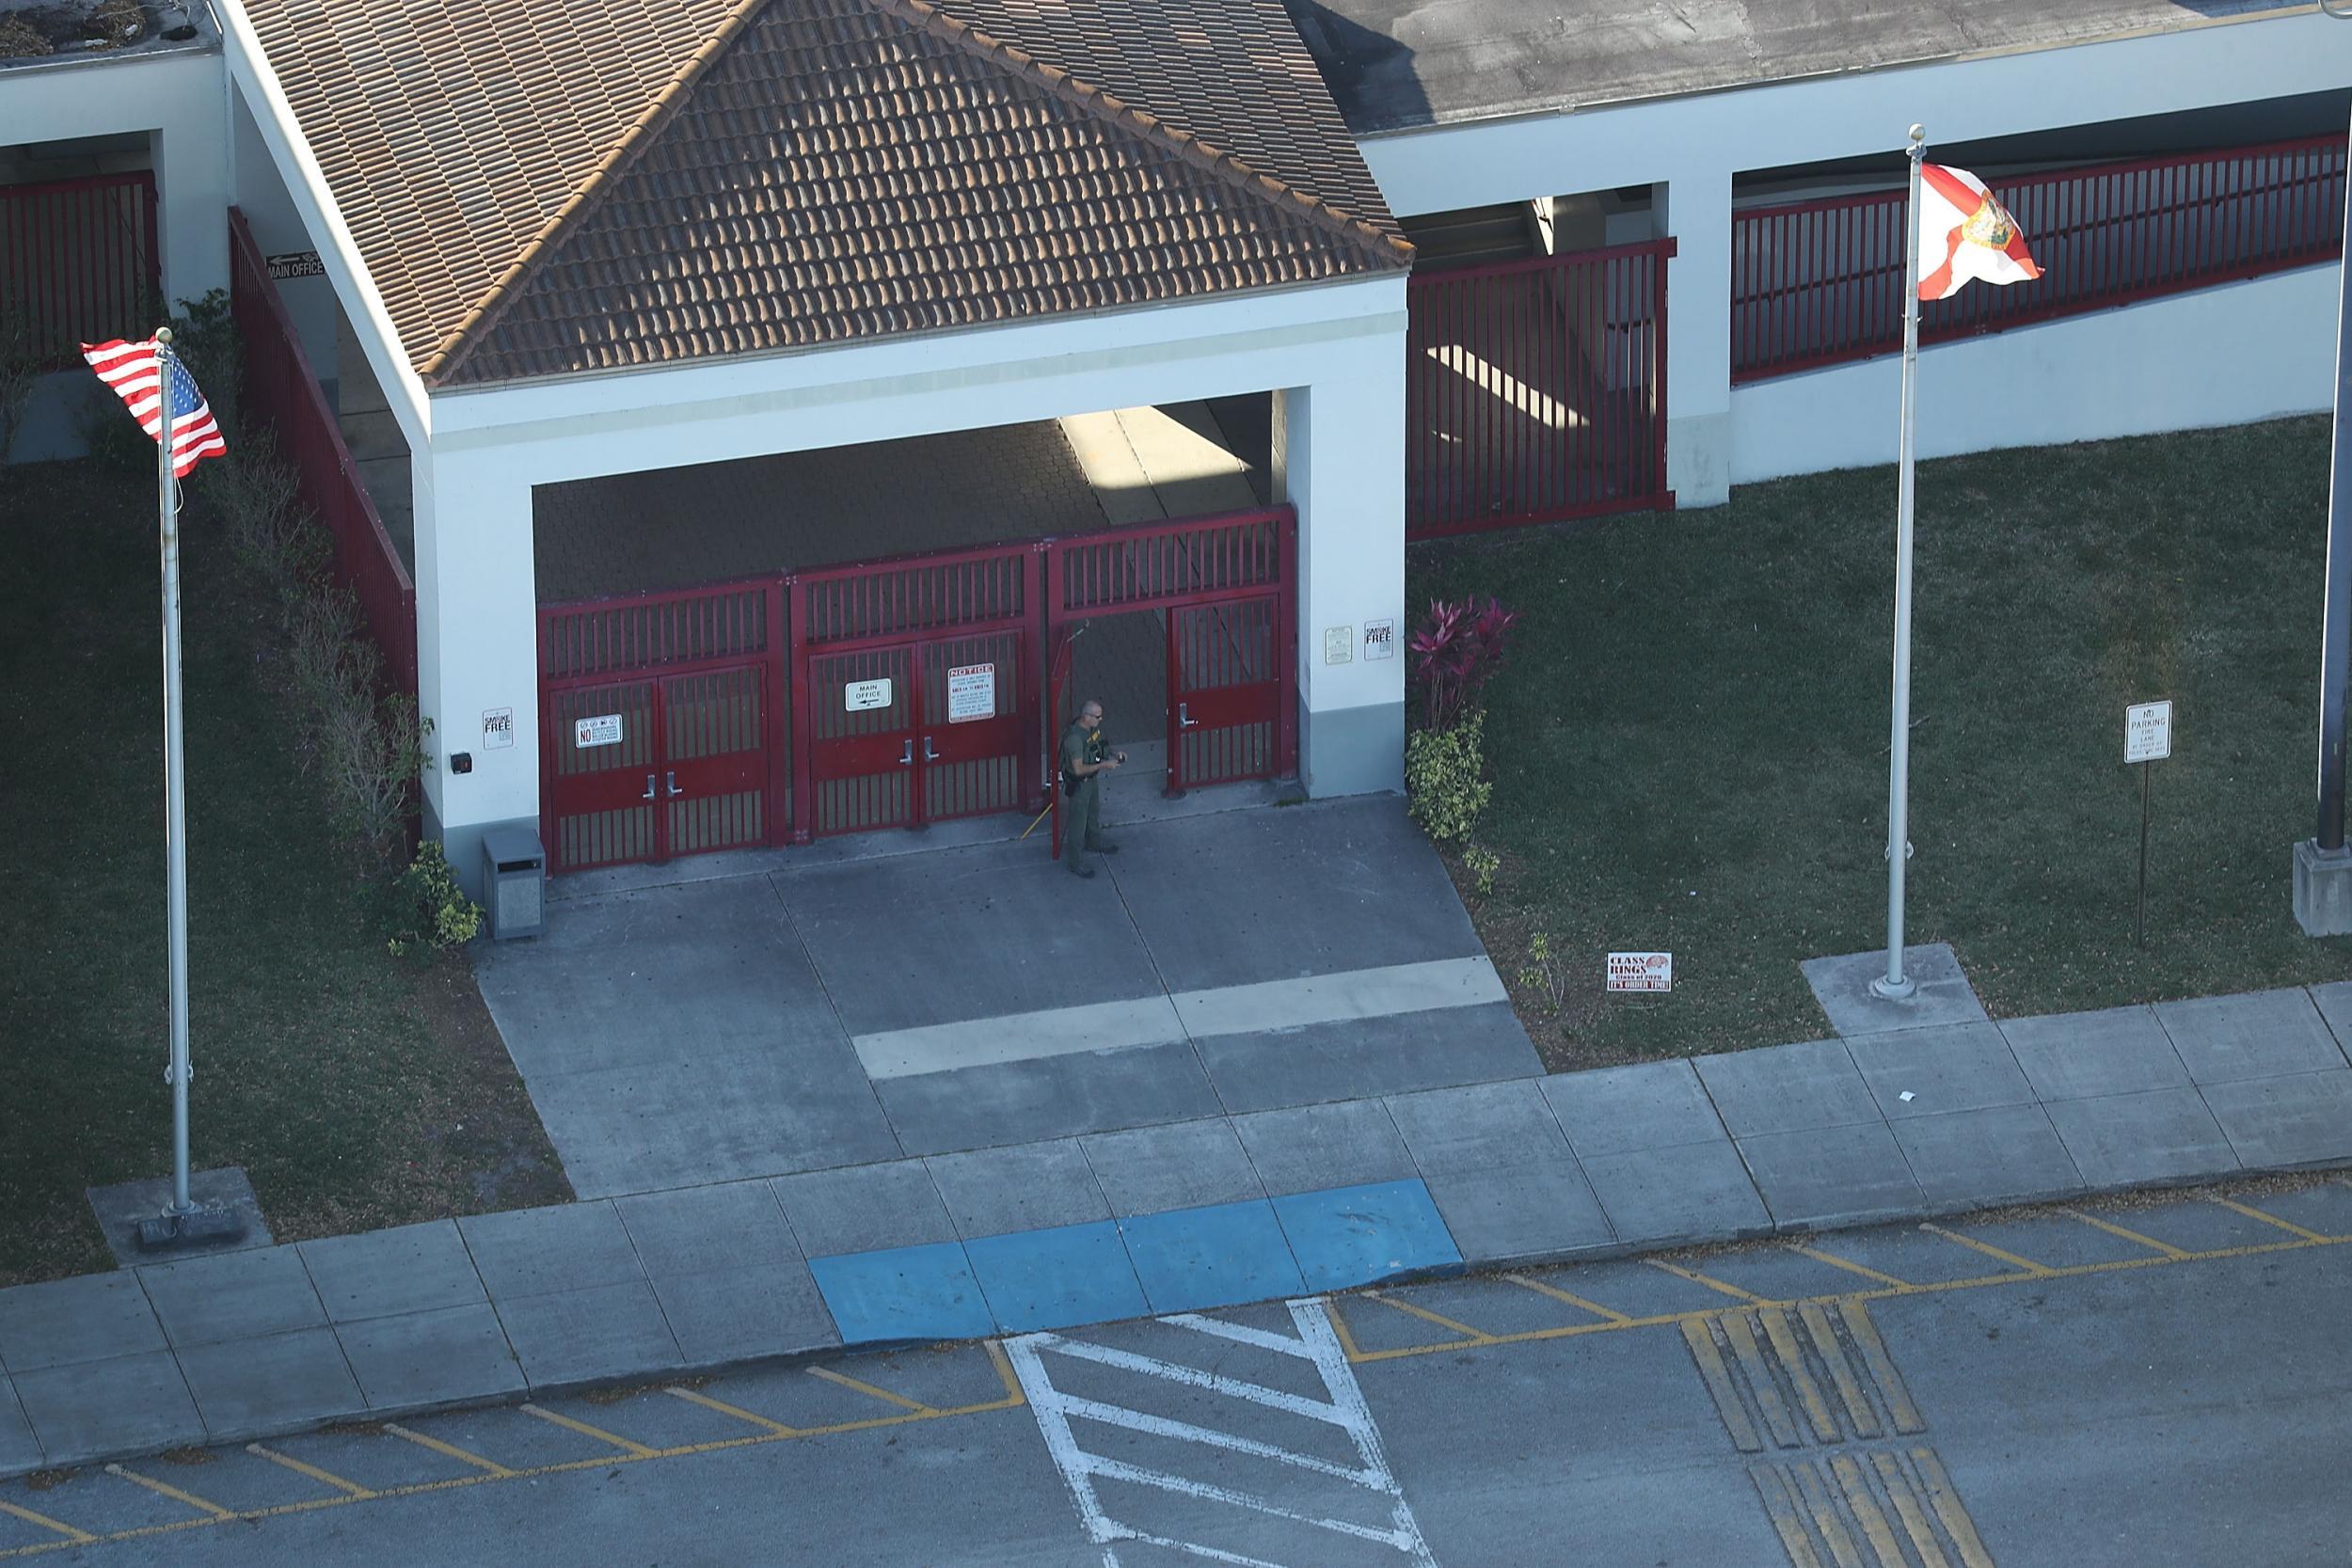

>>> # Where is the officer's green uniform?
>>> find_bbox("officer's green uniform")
[1058,719,1117,875]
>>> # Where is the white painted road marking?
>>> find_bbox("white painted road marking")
[1010,1298,1439,1568]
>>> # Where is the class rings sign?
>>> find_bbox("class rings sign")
[1606,952,1673,993]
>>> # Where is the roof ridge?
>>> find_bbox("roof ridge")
[421,0,774,385]
[868,0,1409,268]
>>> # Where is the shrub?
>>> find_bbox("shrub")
[1408,596,1520,731]
[1462,843,1500,898]
[387,841,481,956]
[1516,930,1569,1016]
[1406,710,1492,845]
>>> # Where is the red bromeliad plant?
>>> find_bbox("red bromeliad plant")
[1408,595,1519,730]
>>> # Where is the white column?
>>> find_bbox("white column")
[1275,319,1409,797]
[1657,165,1734,509]
[413,442,541,897]
[150,55,230,311]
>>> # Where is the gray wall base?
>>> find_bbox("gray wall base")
[1301,698,1404,799]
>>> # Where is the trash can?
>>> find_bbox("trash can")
[480,826,547,941]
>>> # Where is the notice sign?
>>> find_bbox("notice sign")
[1363,619,1396,660]
[844,677,893,712]
[1606,952,1673,993]
[266,249,325,279]
[575,713,624,749]
[946,663,995,723]
[2125,700,2172,764]
[482,707,515,751]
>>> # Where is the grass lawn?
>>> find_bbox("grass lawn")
[1409,415,2352,1070]
[0,461,567,1287]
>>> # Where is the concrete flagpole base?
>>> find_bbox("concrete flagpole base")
[2292,838,2352,937]
[1801,942,1988,1037]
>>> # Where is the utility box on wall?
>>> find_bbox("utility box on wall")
[480,826,547,941]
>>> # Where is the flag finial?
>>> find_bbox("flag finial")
[156,325,173,345]
[1908,124,1925,147]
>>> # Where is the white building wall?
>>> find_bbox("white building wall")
[421,275,1410,881]
[1731,263,2337,484]
[1358,9,2352,505]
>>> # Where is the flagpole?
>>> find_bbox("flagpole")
[1875,126,1928,1001]
[154,326,196,1217]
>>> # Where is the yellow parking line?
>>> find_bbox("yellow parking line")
[1911,1447,1996,1568]
[1830,1453,1906,1568]
[1760,1308,1841,1444]
[981,1339,1025,1407]
[806,1366,936,1415]
[666,1386,801,1436]
[1363,1290,1495,1343]
[2062,1208,2190,1259]
[1503,1273,1631,1322]
[1720,1311,1802,1449]
[1750,1463,1827,1568]
[1870,1452,1953,1568]
[1648,1259,1772,1303]
[0,1499,92,1544]
[1836,1301,1925,1435]
[2209,1196,2331,1243]
[103,1464,233,1520]
[384,1421,516,1477]
[1789,1245,1912,1289]
[1920,1223,2052,1275]
[1325,1298,1373,1361]
[1680,1318,1764,1453]
[520,1403,659,1457]
[246,1443,375,1498]
[1797,1301,1881,1440]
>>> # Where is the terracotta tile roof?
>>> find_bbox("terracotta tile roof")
[242,0,1407,388]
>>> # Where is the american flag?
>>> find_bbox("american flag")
[81,339,230,479]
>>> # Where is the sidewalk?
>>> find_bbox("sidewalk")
[5,975,2349,1479]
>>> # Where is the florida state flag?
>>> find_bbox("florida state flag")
[1917,164,2042,301]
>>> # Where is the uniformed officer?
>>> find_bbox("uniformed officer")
[1058,698,1124,879]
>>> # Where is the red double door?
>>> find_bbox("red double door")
[545,664,771,871]
[1166,594,1281,792]
[806,628,1027,835]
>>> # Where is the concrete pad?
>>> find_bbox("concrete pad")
[1540,1060,1726,1158]
[779,841,1165,1036]
[1171,958,1508,1038]
[2199,1070,2352,1169]
[1692,1038,1877,1137]
[0,1272,165,1371]
[0,1380,38,1476]
[808,1243,995,1346]
[137,1244,326,1348]
[650,1261,841,1367]
[1800,942,1988,1036]
[1269,1180,1463,1290]
[963,1221,1150,1333]
[1843,1022,2037,1119]
[299,1221,487,1323]
[1384,1079,1573,1174]
[872,1041,1224,1157]
[2000,1006,2187,1101]
[2309,980,2352,1053]
[460,1203,646,1300]
[490,1281,683,1388]
[11,1352,204,1465]
[927,1141,1109,1238]
[1109,800,1484,991]
[1194,1004,1542,1116]
[1887,1104,2087,1212]
[1116,1201,1307,1313]
[174,1326,366,1438]
[1231,1100,1418,1196]
[2154,990,2349,1085]
[853,996,1185,1081]
[1736,1123,1926,1230]
[774,1161,957,1258]
[2041,1087,2240,1190]
[86,1167,274,1269]
[1422,1161,1615,1265]
[1082,1120,1265,1216]
[336,1304,526,1410]
[613,1181,802,1278]
[1572,1141,1776,1248]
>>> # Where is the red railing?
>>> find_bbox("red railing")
[1406,239,1675,540]
[0,172,158,369]
[1733,135,2348,381]
[229,208,418,698]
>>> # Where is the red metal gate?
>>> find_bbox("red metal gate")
[3,171,159,369]
[792,543,1038,839]
[538,578,784,872]
[1168,594,1280,790]
[1406,240,1676,539]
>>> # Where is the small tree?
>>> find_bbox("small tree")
[1408,596,1520,731]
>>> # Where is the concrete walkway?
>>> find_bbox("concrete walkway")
[5,973,2350,1479]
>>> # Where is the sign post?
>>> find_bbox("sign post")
[2125,700,2172,946]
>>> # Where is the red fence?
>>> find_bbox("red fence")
[1406,239,1675,540]
[229,208,418,698]
[0,172,158,369]
[1733,135,2348,382]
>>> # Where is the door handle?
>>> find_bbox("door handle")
[1178,703,1200,729]
[923,736,941,762]
[898,739,914,767]
[664,770,684,798]
[641,773,658,800]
